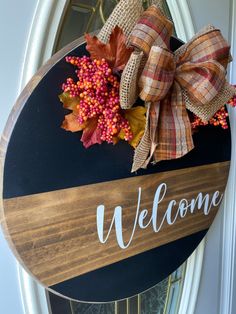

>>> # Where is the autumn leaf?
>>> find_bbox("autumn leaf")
[85,26,133,72]
[61,113,85,132]
[59,92,80,111]
[112,136,120,145]
[119,106,147,148]
[59,92,85,132]
[81,118,102,148]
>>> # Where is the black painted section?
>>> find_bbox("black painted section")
[50,230,207,302]
[3,38,231,199]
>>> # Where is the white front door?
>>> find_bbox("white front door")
[0,1,235,313]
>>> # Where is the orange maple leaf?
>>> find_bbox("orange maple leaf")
[118,106,147,148]
[59,92,102,147]
[61,113,85,132]
[59,92,85,132]
[85,26,133,72]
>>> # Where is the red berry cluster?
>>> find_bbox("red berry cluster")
[227,92,236,107]
[62,56,132,143]
[191,106,229,130]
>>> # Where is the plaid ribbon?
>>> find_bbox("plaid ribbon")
[130,5,233,172]
[130,5,173,53]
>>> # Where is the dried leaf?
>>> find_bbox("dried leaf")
[61,113,85,133]
[59,92,80,111]
[109,26,134,72]
[112,136,120,145]
[85,26,133,72]
[60,92,84,132]
[119,106,146,148]
[81,118,102,148]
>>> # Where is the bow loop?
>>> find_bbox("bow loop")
[129,5,173,53]
[172,27,231,106]
[139,46,176,102]
[138,26,231,107]
[176,27,231,67]
[175,60,226,105]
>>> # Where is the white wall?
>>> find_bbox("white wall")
[0,1,38,314]
[187,0,235,313]
[187,0,231,38]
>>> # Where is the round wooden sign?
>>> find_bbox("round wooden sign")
[0,36,231,302]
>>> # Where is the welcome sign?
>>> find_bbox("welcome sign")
[0,37,231,302]
[97,180,224,250]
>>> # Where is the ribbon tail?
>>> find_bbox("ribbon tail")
[153,83,194,162]
[132,102,160,172]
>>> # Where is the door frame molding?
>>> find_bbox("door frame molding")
[178,240,205,314]
[17,1,204,313]
[219,0,236,313]
[19,0,69,90]
[17,1,69,313]
[167,0,195,41]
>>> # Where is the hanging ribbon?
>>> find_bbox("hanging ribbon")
[127,5,234,172]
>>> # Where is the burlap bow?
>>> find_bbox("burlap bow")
[120,5,235,172]
[98,1,235,172]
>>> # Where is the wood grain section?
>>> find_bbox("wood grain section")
[1,161,229,287]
